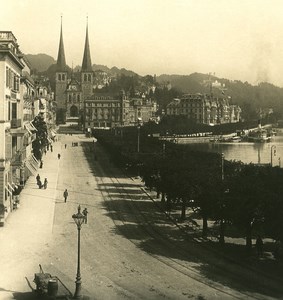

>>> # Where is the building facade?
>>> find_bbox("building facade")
[84,93,127,129]
[166,93,241,125]
[0,32,37,224]
[0,31,56,225]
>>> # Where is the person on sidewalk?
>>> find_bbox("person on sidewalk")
[65,144,67,149]
[43,178,48,189]
[63,189,68,202]
[58,153,61,160]
[37,179,42,189]
[50,145,53,152]
[83,208,88,224]
[36,174,40,183]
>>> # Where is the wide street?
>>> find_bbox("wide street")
[1,133,283,299]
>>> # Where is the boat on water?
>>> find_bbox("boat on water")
[245,129,271,143]
[209,134,242,143]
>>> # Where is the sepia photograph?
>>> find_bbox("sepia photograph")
[0,0,283,299]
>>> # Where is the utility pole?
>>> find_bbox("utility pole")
[271,145,276,167]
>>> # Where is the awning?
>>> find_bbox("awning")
[8,183,15,192]
[24,123,32,135]
[25,122,37,133]
[5,186,13,196]
[10,128,28,136]
[29,122,37,131]
[12,182,18,189]
[31,154,39,165]
[50,129,57,137]
[25,155,39,176]
[47,137,53,144]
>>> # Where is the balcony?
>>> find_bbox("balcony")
[0,31,17,43]
[11,119,22,128]
[11,150,22,166]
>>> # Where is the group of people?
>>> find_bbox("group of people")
[36,174,48,189]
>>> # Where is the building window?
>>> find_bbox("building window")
[62,74,65,81]
[8,101,11,120]
[12,102,17,119]
[84,74,87,82]
[58,74,61,81]
[88,74,91,82]
[77,95,80,101]
[6,67,9,87]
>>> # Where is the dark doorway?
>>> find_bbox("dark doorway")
[70,105,78,117]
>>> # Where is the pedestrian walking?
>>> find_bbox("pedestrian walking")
[50,145,53,152]
[40,160,43,169]
[65,144,67,149]
[63,189,68,202]
[83,208,88,224]
[58,153,61,160]
[43,178,48,189]
[37,179,42,189]
[36,174,40,183]
[256,236,264,257]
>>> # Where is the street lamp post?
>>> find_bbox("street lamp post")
[271,145,276,167]
[162,141,166,158]
[137,125,140,153]
[72,205,85,299]
[221,153,224,181]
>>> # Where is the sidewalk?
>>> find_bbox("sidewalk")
[0,139,62,299]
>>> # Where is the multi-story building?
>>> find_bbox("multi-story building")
[166,93,241,125]
[0,31,56,225]
[128,97,157,125]
[0,31,35,224]
[84,91,129,129]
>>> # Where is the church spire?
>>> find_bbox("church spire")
[57,15,67,71]
[81,17,92,72]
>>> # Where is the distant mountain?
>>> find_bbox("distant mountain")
[156,73,208,93]
[24,53,283,120]
[26,53,138,77]
[25,53,56,72]
[92,64,138,77]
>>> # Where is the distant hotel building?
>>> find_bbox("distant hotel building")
[166,93,241,125]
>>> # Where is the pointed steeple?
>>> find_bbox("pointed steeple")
[81,17,92,72]
[57,16,67,71]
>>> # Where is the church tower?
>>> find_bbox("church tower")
[55,16,68,123]
[81,18,93,98]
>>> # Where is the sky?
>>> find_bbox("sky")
[1,0,283,87]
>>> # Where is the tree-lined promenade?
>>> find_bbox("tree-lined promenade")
[94,126,283,256]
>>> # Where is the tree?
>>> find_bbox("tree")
[227,164,269,253]
[31,115,48,160]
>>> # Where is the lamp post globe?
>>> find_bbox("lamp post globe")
[72,205,85,299]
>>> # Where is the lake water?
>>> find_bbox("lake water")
[181,133,283,167]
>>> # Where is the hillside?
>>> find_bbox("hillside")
[25,53,56,72]
[157,73,283,120]
[25,53,283,120]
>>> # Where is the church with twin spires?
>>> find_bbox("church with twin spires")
[55,17,94,124]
